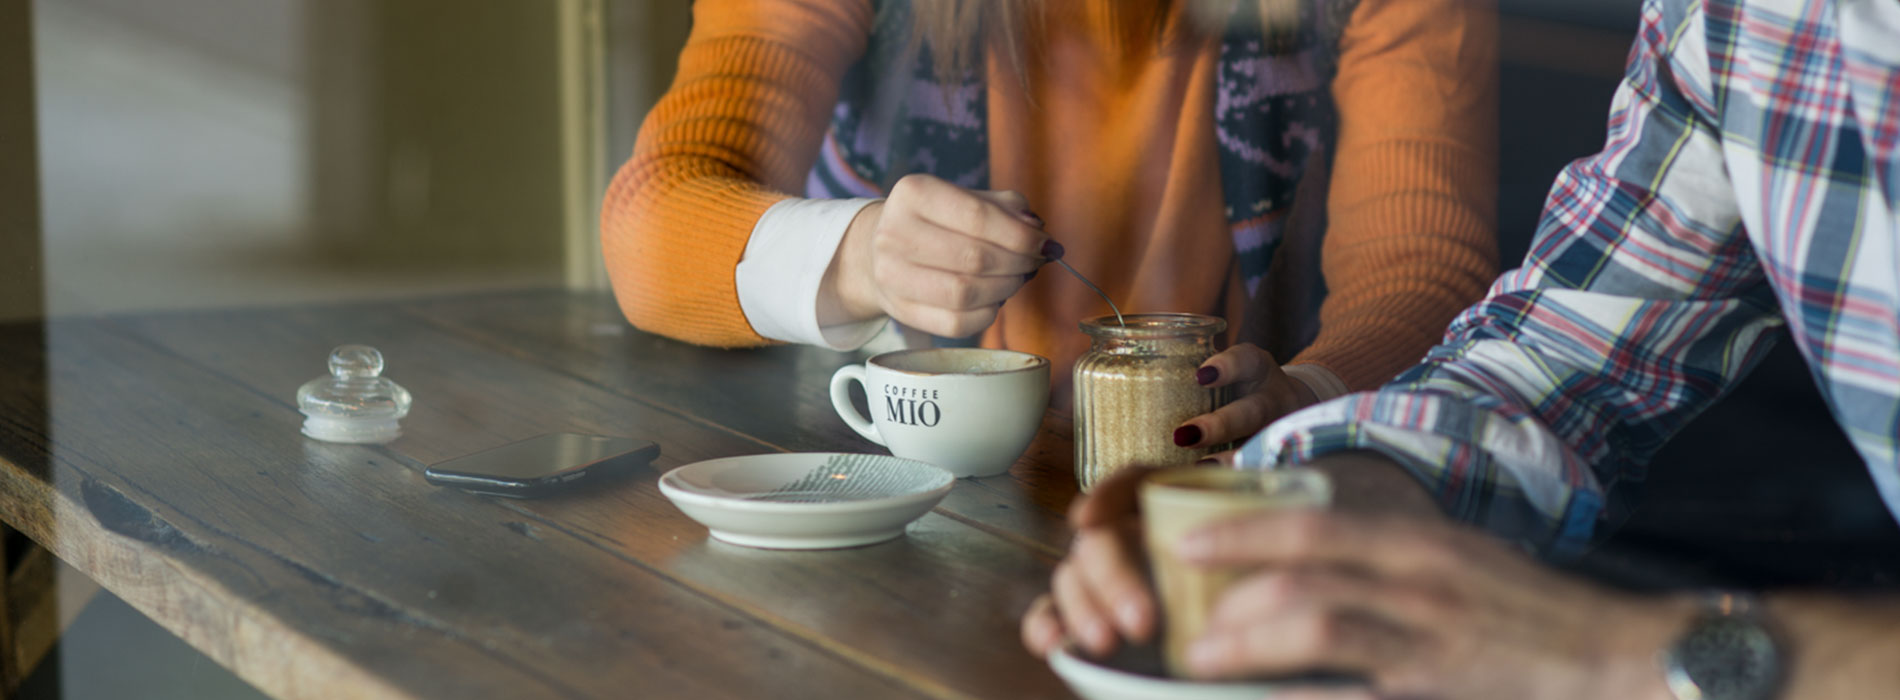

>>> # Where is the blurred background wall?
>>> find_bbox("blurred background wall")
[2,0,40,321]
[26,0,1633,317]
[1494,0,1640,263]
[29,0,690,317]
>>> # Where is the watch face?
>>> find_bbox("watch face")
[1677,616,1780,700]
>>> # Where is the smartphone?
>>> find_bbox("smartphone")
[423,433,661,498]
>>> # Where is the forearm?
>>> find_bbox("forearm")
[602,0,872,346]
[1298,0,1499,390]
[1768,594,1900,698]
[1299,450,1442,519]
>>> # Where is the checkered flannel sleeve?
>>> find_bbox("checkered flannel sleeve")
[1237,0,1785,556]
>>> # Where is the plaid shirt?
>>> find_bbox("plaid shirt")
[1240,0,1900,556]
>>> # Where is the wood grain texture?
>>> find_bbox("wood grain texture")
[399,291,1086,552]
[105,298,1078,699]
[0,318,933,700]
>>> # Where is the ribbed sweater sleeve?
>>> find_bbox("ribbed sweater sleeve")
[1288,0,1501,390]
[601,0,873,346]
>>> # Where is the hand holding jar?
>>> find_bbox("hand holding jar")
[1168,344,1324,465]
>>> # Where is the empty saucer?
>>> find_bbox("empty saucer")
[658,453,953,549]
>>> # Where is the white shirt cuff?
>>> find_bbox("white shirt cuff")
[1282,363,1350,403]
[736,197,886,350]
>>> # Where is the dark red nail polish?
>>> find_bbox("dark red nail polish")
[1173,425,1202,447]
[1040,239,1065,260]
[1195,366,1218,385]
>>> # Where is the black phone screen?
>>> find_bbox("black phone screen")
[423,433,660,497]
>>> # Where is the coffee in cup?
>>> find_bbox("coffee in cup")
[1141,467,1332,676]
[829,348,1050,478]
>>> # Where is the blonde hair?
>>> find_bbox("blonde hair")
[908,0,1301,86]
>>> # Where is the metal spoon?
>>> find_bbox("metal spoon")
[1050,257,1125,326]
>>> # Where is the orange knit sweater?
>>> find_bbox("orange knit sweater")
[603,0,1497,392]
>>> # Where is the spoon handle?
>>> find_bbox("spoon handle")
[1051,257,1125,326]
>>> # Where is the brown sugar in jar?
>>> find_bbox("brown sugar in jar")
[1073,314,1231,491]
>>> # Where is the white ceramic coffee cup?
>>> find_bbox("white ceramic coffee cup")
[829,348,1051,478]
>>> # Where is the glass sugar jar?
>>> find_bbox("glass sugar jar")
[1073,314,1230,491]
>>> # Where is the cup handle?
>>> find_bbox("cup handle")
[829,364,885,446]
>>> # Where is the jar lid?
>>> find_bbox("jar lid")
[1079,313,1227,339]
[297,345,412,444]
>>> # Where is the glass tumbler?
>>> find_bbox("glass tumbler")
[1072,314,1230,491]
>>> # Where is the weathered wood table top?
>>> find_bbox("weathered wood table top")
[0,290,1086,699]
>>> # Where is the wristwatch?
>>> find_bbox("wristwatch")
[1660,592,1785,700]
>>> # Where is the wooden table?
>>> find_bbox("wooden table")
[0,290,1087,699]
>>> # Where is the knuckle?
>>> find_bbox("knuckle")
[886,177,914,202]
[890,173,932,200]
[953,245,988,274]
[1002,224,1039,253]
[943,277,976,308]
[957,197,990,232]
[1279,511,1331,556]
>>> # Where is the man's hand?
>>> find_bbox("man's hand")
[1020,454,1442,662]
[1021,465,1162,659]
[822,173,1055,338]
[1177,509,1694,700]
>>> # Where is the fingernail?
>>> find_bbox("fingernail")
[1040,239,1066,260]
[1173,424,1203,447]
[1195,366,1219,385]
[1020,209,1045,228]
[1115,600,1145,634]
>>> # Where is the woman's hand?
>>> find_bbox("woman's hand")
[1021,465,1161,660]
[1171,344,1317,459]
[1177,508,1693,700]
[824,173,1057,338]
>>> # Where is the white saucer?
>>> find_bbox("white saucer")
[1049,646,1347,700]
[658,452,954,550]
